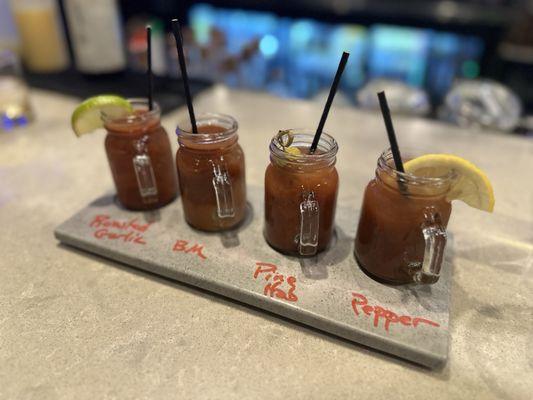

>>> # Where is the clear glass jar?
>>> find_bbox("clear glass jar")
[103,98,178,210]
[176,113,246,232]
[0,50,32,130]
[264,130,339,257]
[355,148,454,284]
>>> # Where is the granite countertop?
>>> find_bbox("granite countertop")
[1,86,532,399]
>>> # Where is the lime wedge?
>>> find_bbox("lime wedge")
[71,95,132,137]
[404,154,495,212]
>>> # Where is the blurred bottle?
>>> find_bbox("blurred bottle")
[357,79,430,116]
[149,20,166,76]
[497,2,533,117]
[0,0,19,53]
[0,50,33,130]
[63,0,126,74]
[10,0,69,72]
[125,18,166,76]
[312,88,353,108]
[499,1,533,62]
[440,79,522,132]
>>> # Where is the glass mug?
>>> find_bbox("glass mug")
[354,148,453,284]
[264,130,339,256]
[176,113,247,231]
[103,98,178,210]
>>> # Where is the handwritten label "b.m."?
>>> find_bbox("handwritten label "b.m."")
[172,240,207,260]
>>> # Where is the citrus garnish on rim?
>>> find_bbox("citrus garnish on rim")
[71,95,132,137]
[404,154,495,212]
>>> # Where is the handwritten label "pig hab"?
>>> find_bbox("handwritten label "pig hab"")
[351,292,440,333]
[254,262,298,303]
[89,214,150,245]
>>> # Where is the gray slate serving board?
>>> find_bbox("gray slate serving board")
[54,186,452,369]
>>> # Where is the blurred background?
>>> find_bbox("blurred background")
[1,0,532,134]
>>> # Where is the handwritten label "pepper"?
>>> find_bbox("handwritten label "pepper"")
[351,292,440,333]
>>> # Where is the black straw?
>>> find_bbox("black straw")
[146,26,154,111]
[171,19,197,133]
[377,91,404,173]
[309,51,350,154]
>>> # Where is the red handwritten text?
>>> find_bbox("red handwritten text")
[89,214,150,245]
[351,292,440,332]
[94,229,146,244]
[172,240,207,260]
[90,214,151,232]
[254,262,298,302]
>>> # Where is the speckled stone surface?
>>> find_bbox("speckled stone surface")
[55,185,453,369]
[1,87,532,399]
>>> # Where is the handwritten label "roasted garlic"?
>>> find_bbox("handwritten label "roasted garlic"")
[89,214,149,245]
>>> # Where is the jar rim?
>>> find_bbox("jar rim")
[269,129,338,165]
[176,112,238,144]
[378,148,456,186]
[101,98,161,124]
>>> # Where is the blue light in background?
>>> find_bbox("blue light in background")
[189,4,215,45]
[330,25,366,89]
[1,114,28,131]
[290,20,315,49]
[259,34,279,58]
[369,25,430,87]
[188,4,484,103]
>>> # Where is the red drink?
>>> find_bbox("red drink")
[264,130,339,256]
[176,113,246,231]
[354,149,453,284]
[103,99,178,210]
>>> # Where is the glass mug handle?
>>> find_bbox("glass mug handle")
[299,191,319,256]
[132,136,158,202]
[212,163,235,218]
[413,207,448,284]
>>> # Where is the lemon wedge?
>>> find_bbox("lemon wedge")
[286,146,302,156]
[71,95,132,137]
[404,154,495,212]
